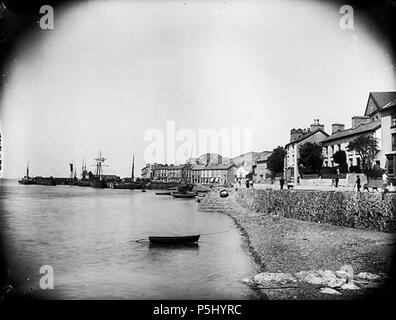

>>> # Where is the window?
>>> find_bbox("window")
[388,156,395,175]
[392,114,396,127]
[393,133,396,152]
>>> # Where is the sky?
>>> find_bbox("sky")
[0,0,395,178]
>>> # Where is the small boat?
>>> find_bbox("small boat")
[171,191,197,198]
[155,191,172,195]
[141,189,146,192]
[149,235,200,244]
[220,189,229,198]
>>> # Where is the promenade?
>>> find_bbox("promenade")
[199,189,395,299]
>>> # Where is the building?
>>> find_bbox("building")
[191,163,236,185]
[231,151,268,179]
[141,164,153,180]
[322,92,396,174]
[254,151,272,183]
[379,98,396,180]
[198,153,223,166]
[284,119,329,182]
[322,119,381,169]
[152,164,188,182]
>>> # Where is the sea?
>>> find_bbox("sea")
[0,179,258,299]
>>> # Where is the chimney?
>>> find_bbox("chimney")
[351,116,370,129]
[290,128,304,142]
[310,119,325,132]
[331,123,345,135]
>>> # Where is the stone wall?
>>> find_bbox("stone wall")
[235,189,396,232]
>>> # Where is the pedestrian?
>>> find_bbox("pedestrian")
[249,179,253,189]
[355,175,361,192]
[297,176,300,185]
[245,179,250,188]
[335,176,339,188]
[280,177,285,190]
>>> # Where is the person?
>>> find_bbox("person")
[335,176,339,188]
[245,179,250,188]
[280,177,285,190]
[249,179,254,189]
[355,175,361,192]
[297,176,300,185]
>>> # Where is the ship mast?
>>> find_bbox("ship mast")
[131,153,135,183]
[94,150,106,180]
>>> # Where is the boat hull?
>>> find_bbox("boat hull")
[171,192,197,198]
[149,235,200,244]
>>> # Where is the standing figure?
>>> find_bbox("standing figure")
[335,176,339,188]
[355,175,361,192]
[245,179,250,188]
[280,177,285,190]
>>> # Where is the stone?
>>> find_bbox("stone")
[327,278,346,288]
[356,272,381,281]
[242,278,252,284]
[341,282,360,290]
[335,270,351,280]
[253,272,297,284]
[253,272,277,283]
[318,270,337,284]
[304,272,324,285]
[339,265,354,279]
[294,271,309,281]
[320,287,342,295]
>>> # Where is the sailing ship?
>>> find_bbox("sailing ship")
[18,162,35,185]
[89,151,108,188]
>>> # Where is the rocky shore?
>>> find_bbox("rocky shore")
[199,189,395,299]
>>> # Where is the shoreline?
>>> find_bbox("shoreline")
[199,189,395,299]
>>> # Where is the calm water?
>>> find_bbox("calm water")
[0,179,258,299]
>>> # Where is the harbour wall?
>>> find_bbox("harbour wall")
[235,189,396,233]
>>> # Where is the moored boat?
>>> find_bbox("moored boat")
[171,191,197,198]
[155,191,172,195]
[149,235,200,244]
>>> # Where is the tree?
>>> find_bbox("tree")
[298,142,323,174]
[333,150,348,173]
[346,135,379,173]
[266,146,286,178]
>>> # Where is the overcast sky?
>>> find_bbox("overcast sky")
[0,0,395,178]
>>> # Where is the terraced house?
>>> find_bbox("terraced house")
[322,92,396,179]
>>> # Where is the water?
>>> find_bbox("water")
[0,180,258,299]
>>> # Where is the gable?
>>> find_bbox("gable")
[364,95,379,117]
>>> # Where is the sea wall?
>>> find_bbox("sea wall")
[235,189,396,232]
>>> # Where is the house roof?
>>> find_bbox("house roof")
[364,92,396,116]
[381,98,396,112]
[322,120,381,144]
[285,128,329,147]
[152,164,186,170]
[192,163,235,170]
[257,151,272,162]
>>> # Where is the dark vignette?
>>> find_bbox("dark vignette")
[0,0,395,301]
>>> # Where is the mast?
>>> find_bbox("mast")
[131,153,135,182]
[26,161,30,178]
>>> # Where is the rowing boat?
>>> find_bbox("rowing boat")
[155,191,172,195]
[149,235,200,244]
[171,191,197,198]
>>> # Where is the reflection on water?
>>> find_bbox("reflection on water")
[0,179,258,299]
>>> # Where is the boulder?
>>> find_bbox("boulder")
[339,265,354,279]
[356,272,381,281]
[335,270,351,280]
[341,282,360,290]
[327,278,346,288]
[320,287,342,295]
[304,272,324,285]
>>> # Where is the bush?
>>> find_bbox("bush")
[235,189,396,232]
[349,165,362,173]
